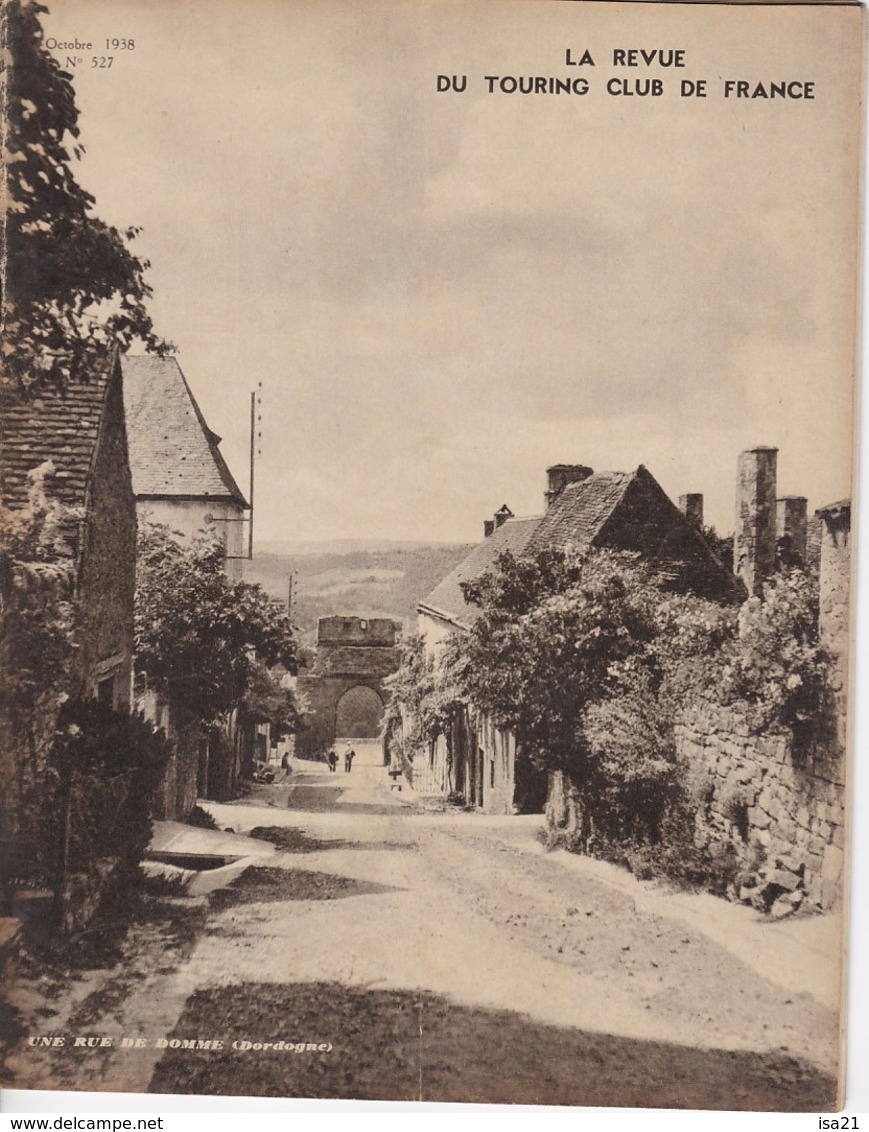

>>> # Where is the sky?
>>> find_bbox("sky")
[42,0,864,545]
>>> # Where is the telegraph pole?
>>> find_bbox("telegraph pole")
[248,383,262,560]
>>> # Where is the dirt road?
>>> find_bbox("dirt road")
[6,760,841,1109]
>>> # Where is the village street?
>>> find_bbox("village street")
[7,758,841,1110]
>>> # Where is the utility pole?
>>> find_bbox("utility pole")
[248,382,262,560]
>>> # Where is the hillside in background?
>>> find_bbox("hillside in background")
[245,541,473,645]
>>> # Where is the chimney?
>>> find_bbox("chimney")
[545,464,594,510]
[679,493,704,528]
[776,496,808,562]
[493,504,513,530]
[734,446,778,597]
[483,519,495,538]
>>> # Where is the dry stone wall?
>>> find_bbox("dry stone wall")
[675,703,846,911]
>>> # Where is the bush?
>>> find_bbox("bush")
[46,698,172,908]
[719,568,829,736]
[186,805,218,830]
[621,803,741,896]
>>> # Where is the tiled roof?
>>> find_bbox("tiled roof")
[420,464,736,628]
[528,470,633,553]
[0,350,118,524]
[419,516,542,628]
[121,355,247,507]
[815,499,850,519]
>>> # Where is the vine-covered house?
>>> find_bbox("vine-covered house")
[413,463,735,814]
[0,347,137,863]
[121,354,251,813]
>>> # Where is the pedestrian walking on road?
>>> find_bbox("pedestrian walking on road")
[327,748,338,773]
[345,747,356,773]
[280,753,290,779]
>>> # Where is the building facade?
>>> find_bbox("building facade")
[1,348,137,844]
[122,355,250,816]
[296,616,400,761]
[415,462,735,814]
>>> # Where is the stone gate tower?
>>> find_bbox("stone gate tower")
[295,616,400,761]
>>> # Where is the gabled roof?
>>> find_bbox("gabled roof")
[121,355,248,507]
[528,470,633,553]
[420,464,736,629]
[419,515,542,629]
[0,348,120,521]
[419,472,637,630]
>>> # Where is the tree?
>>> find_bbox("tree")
[238,658,304,741]
[454,549,666,773]
[447,547,736,848]
[134,524,299,729]
[0,461,78,872]
[1,0,168,389]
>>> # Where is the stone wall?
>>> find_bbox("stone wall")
[135,685,200,820]
[296,674,388,758]
[817,502,851,749]
[76,364,137,707]
[675,703,846,911]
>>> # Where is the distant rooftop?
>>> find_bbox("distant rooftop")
[419,515,542,628]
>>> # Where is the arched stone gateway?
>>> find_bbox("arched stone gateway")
[295,616,400,762]
[335,685,384,739]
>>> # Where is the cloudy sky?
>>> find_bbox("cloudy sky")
[44,0,863,544]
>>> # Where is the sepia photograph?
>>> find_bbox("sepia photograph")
[0,0,865,1117]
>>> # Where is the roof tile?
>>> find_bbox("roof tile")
[1,352,116,536]
[420,516,542,628]
[121,355,247,506]
[528,471,632,552]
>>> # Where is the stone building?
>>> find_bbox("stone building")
[414,462,734,813]
[296,616,400,761]
[122,354,250,816]
[121,355,249,575]
[0,348,137,845]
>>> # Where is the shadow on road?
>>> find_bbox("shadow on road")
[248,826,406,854]
[207,867,404,911]
[286,782,415,817]
[149,981,837,1109]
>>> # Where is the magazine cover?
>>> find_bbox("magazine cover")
[0,0,864,1115]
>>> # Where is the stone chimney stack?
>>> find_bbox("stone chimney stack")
[545,464,594,510]
[776,496,808,562]
[493,504,513,530]
[734,446,778,597]
[483,519,495,538]
[679,493,704,528]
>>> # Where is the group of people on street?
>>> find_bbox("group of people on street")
[327,743,356,773]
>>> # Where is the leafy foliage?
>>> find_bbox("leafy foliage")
[454,550,689,774]
[0,460,77,719]
[134,524,299,727]
[718,568,829,734]
[2,0,169,388]
[47,698,172,887]
[382,633,466,759]
[239,658,304,739]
